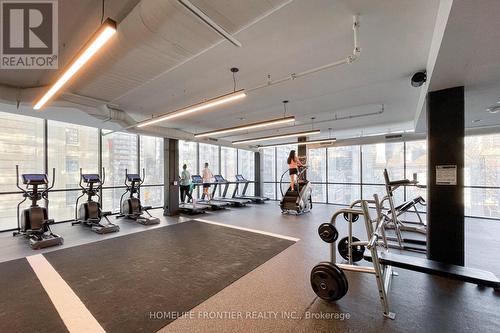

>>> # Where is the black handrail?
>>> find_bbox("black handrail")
[279,166,308,197]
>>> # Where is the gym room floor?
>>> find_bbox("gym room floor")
[1,202,499,333]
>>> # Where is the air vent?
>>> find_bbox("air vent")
[207,137,218,142]
[385,134,403,140]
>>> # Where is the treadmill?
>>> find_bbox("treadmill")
[178,175,210,214]
[212,175,251,207]
[193,175,231,210]
[232,174,269,204]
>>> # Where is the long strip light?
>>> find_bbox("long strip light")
[34,18,117,110]
[194,116,295,138]
[232,129,320,145]
[257,138,336,148]
[137,90,247,128]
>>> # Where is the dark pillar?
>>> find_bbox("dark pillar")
[254,151,261,196]
[164,138,179,216]
[427,86,464,265]
[298,136,307,179]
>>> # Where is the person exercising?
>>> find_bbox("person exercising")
[287,150,305,192]
[202,162,213,201]
[179,164,192,203]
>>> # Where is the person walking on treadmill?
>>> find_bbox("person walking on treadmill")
[287,150,305,192]
[180,164,193,203]
[202,162,213,201]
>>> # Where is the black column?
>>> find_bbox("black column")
[298,137,307,178]
[164,138,179,216]
[427,86,464,265]
[254,151,261,196]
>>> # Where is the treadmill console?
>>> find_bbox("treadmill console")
[191,175,203,184]
[235,175,245,182]
[214,175,225,182]
[127,174,142,182]
[82,174,101,183]
[22,174,48,185]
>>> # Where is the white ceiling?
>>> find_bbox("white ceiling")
[416,0,500,131]
[0,0,449,145]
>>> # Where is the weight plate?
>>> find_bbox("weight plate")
[318,223,339,243]
[310,262,348,301]
[343,212,359,222]
[338,236,365,262]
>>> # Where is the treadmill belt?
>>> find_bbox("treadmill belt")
[44,220,295,333]
[0,258,68,333]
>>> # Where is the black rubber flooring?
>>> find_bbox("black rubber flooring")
[0,258,68,333]
[44,220,295,332]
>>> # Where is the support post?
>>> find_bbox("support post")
[164,138,179,216]
[427,86,465,265]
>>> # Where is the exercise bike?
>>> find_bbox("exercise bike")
[72,168,120,234]
[116,169,160,225]
[13,166,64,249]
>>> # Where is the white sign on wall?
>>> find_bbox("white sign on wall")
[436,165,457,185]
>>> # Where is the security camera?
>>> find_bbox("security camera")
[411,71,427,87]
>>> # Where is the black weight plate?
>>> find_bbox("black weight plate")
[310,262,348,301]
[318,223,338,243]
[338,236,365,262]
[343,212,359,222]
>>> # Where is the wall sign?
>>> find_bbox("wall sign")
[436,165,457,185]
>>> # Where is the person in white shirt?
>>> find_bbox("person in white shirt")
[202,162,213,201]
[179,164,192,203]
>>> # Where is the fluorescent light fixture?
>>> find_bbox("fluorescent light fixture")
[258,138,336,148]
[34,18,117,110]
[137,90,247,128]
[195,116,295,138]
[232,130,320,145]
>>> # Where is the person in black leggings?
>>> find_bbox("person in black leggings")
[179,164,193,203]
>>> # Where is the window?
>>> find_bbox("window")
[308,148,327,203]
[327,145,361,205]
[405,140,427,211]
[199,143,219,177]
[140,135,164,184]
[221,147,237,181]
[465,134,500,218]
[102,131,138,212]
[0,112,44,230]
[238,149,255,196]
[276,145,298,199]
[140,135,164,207]
[179,140,197,173]
[362,142,404,184]
[262,147,276,199]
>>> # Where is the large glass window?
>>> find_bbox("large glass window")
[221,147,237,181]
[262,147,276,199]
[465,134,500,218]
[327,145,361,205]
[405,140,427,211]
[199,143,219,177]
[238,149,255,195]
[140,135,164,208]
[362,142,404,184]
[102,131,138,213]
[179,140,198,175]
[0,112,44,230]
[276,145,298,199]
[48,121,99,221]
[308,148,327,203]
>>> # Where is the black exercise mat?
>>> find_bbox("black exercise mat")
[0,258,68,333]
[44,220,295,332]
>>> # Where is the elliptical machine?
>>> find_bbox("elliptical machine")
[13,166,64,249]
[117,169,160,225]
[72,168,120,234]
